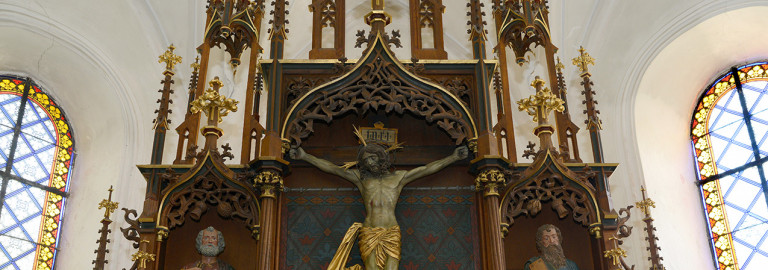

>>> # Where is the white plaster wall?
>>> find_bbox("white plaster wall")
[633,6,768,270]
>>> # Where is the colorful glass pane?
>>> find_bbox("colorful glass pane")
[693,62,768,270]
[0,75,73,270]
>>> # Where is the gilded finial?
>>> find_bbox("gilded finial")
[131,240,156,269]
[603,237,627,266]
[517,76,565,123]
[98,185,119,219]
[636,185,656,216]
[572,46,595,74]
[555,57,565,71]
[158,44,182,71]
[191,56,200,72]
[190,77,239,123]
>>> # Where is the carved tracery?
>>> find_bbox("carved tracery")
[285,48,473,146]
[162,172,259,230]
[500,173,596,227]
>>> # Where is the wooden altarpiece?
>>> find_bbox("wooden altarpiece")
[107,1,653,270]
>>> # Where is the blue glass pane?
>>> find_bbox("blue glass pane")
[0,94,21,131]
[10,98,56,185]
[708,90,744,136]
[710,119,756,172]
[0,180,43,270]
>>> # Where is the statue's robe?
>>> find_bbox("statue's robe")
[523,257,579,270]
[181,259,234,270]
[327,222,401,270]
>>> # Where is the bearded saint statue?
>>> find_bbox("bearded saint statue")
[181,226,235,270]
[524,224,579,270]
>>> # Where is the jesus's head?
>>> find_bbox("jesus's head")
[357,144,391,179]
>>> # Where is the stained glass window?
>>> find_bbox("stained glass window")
[692,62,768,270]
[0,75,74,270]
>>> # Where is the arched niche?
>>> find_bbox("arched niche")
[500,152,603,270]
[154,154,261,268]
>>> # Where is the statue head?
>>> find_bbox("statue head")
[535,224,566,268]
[195,226,226,257]
[357,144,391,179]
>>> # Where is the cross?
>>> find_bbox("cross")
[517,76,565,124]
[98,185,119,219]
[555,56,565,71]
[158,44,182,71]
[190,56,200,72]
[635,185,656,216]
[131,240,156,269]
[572,46,595,74]
[190,77,239,123]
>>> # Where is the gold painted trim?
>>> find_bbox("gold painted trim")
[280,34,480,141]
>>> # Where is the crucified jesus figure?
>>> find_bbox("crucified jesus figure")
[290,144,468,270]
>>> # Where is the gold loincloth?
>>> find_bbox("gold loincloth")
[327,223,401,270]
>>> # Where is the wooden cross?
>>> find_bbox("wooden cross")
[158,44,182,71]
[572,46,595,74]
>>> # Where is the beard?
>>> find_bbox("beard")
[360,162,388,179]
[541,244,567,269]
[198,243,223,257]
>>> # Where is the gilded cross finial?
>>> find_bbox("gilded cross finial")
[190,77,239,123]
[517,76,565,123]
[190,56,200,72]
[603,237,627,266]
[98,185,119,219]
[158,44,182,71]
[555,56,565,71]
[636,185,656,216]
[131,240,156,269]
[572,46,595,74]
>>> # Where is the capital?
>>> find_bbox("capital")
[475,169,506,197]
[253,170,284,198]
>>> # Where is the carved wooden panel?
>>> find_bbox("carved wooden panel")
[162,171,259,230]
[309,0,345,59]
[409,0,447,59]
[500,174,597,227]
[284,50,474,146]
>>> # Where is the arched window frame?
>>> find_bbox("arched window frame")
[0,75,74,270]
[692,62,768,270]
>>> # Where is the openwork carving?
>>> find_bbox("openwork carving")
[287,77,323,105]
[501,174,594,226]
[418,0,436,28]
[496,0,550,65]
[285,49,473,146]
[437,77,471,105]
[163,172,259,230]
[206,0,262,69]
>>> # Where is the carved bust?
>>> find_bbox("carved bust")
[181,226,234,270]
[523,224,579,270]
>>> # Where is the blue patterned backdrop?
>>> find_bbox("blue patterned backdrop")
[281,189,479,270]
